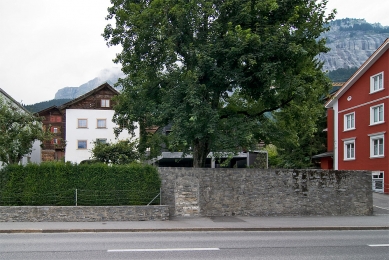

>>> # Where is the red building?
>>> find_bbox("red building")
[323,38,389,193]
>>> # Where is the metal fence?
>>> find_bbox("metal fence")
[0,188,161,206]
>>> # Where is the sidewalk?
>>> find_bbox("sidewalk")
[1,193,388,233]
[1,215,388,233]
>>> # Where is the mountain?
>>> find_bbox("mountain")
[40,18,389,106]
[54,67,124,100]
[319,18,389,72]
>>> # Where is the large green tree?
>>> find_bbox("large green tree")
[260,90,328,168]
[0,97,49,165]
[103,0,335,167]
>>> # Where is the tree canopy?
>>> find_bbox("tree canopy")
[0,97,50,165]
[103,0,335,167]
[260,92,327,168]
[90,139,140,164]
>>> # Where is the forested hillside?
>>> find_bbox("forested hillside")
[326,67,358,82]
[24,99,72,113]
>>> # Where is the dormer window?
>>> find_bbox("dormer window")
[370,72,383,93]
[101,99,110,107]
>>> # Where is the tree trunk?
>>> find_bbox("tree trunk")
[192,138,210,168]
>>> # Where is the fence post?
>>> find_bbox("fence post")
[75,189,78,206]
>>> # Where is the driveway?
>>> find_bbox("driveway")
[373,192,389,215]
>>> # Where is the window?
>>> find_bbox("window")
[343,139,355,160]
[344,112,355,131]
[370,72,383,93]
[369,133,385,158]
[50,115,61,122]
[96,138,107,144]
[97,119,107,128]
[101,99,110,107]
[78,119,87,128]
[370,104,384,125]
[51,138,60,145]
[77,140,87,149]
[372,171,384,192]
[51,126,59,133]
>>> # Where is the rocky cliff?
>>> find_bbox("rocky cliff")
[319,18,389,71]
[54,67,124,99]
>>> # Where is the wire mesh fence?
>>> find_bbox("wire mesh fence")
[0,188,161,206]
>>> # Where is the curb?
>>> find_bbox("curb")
[1,226,388,233]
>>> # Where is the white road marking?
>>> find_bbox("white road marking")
[368,244,389,247]
[373,205,389,210]
[108,248,220,252]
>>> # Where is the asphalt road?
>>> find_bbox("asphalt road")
[1,230,388,260]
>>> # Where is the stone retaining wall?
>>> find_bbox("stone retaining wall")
[0,205,169,222]
[159,168,373,217]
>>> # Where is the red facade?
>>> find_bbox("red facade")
[325,39,389,193]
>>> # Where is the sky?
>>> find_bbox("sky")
[0,0,388,105]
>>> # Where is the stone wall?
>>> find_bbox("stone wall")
[0,206,169,222]
[41,150,55,162]
[159,168,373,217]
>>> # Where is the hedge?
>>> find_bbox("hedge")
[0,162,161,206]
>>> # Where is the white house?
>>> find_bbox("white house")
[62,83,138,164]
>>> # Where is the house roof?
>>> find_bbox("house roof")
[59,82,119,109]
[0,88,31,114]
[311,151,333,159]
[325,38,389,108]
[37,105,62,115]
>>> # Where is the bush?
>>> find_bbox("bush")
[0,162,160,206]
[91,139,140,164]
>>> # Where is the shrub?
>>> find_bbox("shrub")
[0,162,160,206]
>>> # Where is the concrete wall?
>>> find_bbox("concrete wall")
[0,206,169,222]
[159,168,373,217]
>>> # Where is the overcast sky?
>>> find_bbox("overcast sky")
[0,0,388,105]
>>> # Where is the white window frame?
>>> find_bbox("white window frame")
[77,140,87,149]
[97,119,107,129]
[344,112,355,131]
[343,138,356,160]
[370,104,384,125]
[77,118,88,128]
[369,132,385,158]
[53,127,58,133]
[370,72,384,93]
[372,171,384,192]
[101,99,110,108]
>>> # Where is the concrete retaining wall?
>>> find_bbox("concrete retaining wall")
[0,205,169,222]
[159,168,373,217]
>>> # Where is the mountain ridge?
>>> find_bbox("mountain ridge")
[54,67,124,100]
[34,18,389,111]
